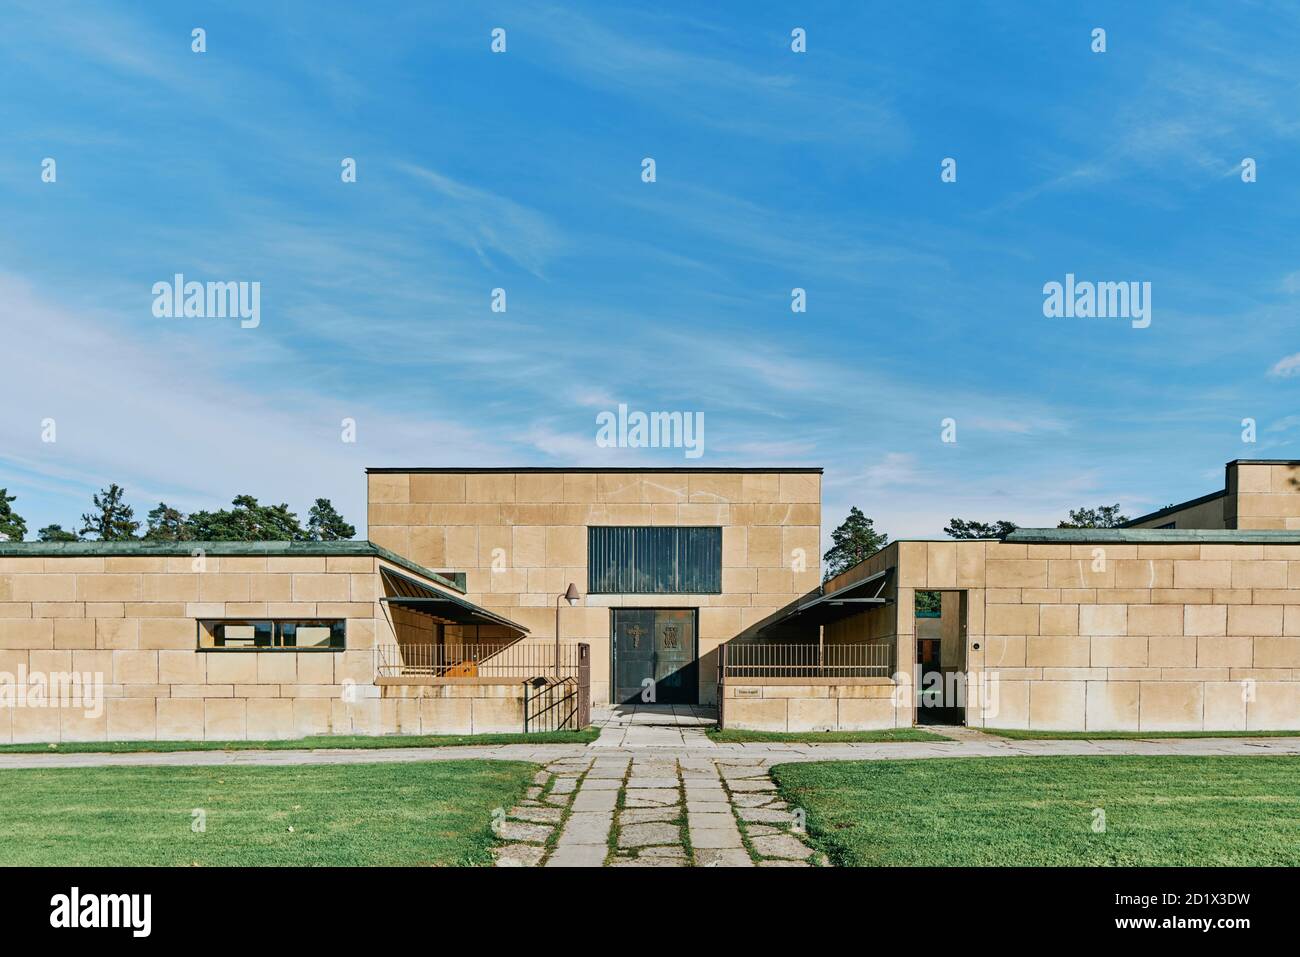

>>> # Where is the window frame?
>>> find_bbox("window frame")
[587,525,723,595]
[195,618,347,652]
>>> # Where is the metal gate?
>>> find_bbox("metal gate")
[522,642,591,731]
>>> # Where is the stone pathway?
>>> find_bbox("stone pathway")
[493,753,825,868]
[590,703,717,748]
[4,732,1298,771]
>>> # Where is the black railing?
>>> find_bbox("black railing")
[721,642,894,679]
[524,676,581,732]
[374,642,584,679]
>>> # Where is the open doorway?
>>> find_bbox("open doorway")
[915,590,966,725]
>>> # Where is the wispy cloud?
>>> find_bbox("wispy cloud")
[395,163,569,277]
[0,276,497,530]
[1268,353,1300,377]
[510,5,904,148]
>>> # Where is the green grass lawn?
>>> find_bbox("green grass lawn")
[0,760,535,866]
[0,729,598,754]
[708,727,949,743]
[980,727,1300,740]
[773,755,1300,866]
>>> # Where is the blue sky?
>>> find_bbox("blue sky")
[2,1,1299,546]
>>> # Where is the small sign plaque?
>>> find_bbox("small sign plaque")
[734,687,761,698]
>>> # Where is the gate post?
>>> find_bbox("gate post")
[578,643,590,729]
[717,643,726,729]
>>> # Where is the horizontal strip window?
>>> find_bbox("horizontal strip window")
[588,526,722,594]
[198,619,345,651]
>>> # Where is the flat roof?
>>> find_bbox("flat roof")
[1121,489,1226,528]
[1006,528,1300,544]
[0,540,466,594]
[366,466,823,474]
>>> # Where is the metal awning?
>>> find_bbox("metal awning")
[762,567,894,630]
[378,567,529,635]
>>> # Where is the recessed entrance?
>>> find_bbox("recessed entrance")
[915,590,967,726]
[611,608,698,705]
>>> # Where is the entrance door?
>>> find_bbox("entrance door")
[916,590,967,725]
[612,608,698,704]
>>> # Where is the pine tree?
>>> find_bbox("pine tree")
[945,518,1018,539]
[0,488,27,542]
[144,503,191,541]
[307,498,356,541]
[79,484,140,541]
[1058,504,1129,528]
[822,506,888,581]
[186,496,304,541]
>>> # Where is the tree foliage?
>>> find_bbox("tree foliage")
[186,496,305,541]
[79,484,140,541]
[1058,504,1129,529]
[0,488,27,542]
[944,518,1019,540]
[10,485,356,546]
[307,498,356,541]
[144,503,190,541]
[822,506,888,581]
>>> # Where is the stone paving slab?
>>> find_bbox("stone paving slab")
[571,789,619,812]
[495,820,553,842]
[695,848,753,867]
[625,776,680,788]
[619,807,679,825]
[510,806,564,824]
[689,826,743,849]
[546,845,607,867]
[750,834,816,861]
[610,857,686,867]
[624,787,680,807]
[619,822,680,848]
[559,810,613,844]
[687,811,736,830]
[685,800,731,814]
[495,844,546,867]
[737,807,796,824]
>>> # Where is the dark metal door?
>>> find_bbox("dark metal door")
[612,608,698,704]
[613,609,656,705]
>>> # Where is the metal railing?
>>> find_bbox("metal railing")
[524,676,581,732]
[720,642,894,679]
[374,642,586,679]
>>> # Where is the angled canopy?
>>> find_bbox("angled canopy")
[761,567,894,631]
[378,567,529,635]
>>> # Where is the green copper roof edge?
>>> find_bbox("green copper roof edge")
[0,540,466,594]
[367,544,466,593]
[365,466,824,474]
[1005,528,1300,544]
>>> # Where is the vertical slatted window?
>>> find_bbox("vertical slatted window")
[588,526,721,594]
